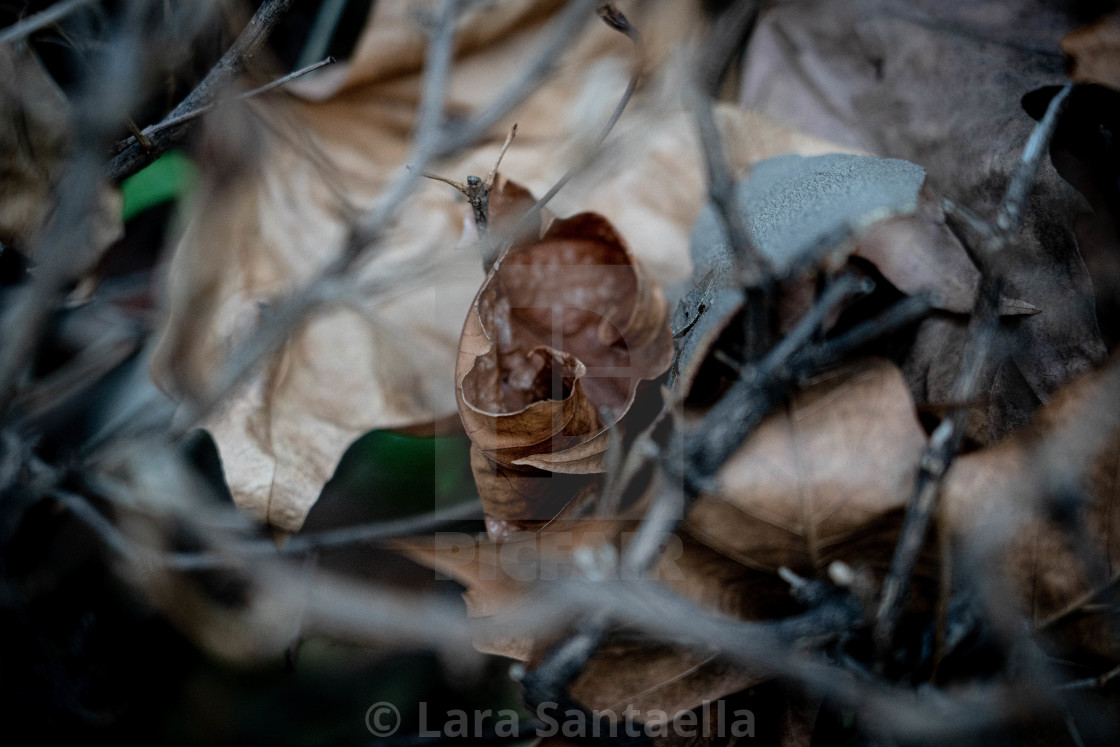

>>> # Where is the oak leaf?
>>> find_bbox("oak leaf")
[150,0,876,534]
[943,350,1120,660]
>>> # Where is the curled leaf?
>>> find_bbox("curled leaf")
[457,192,673,523]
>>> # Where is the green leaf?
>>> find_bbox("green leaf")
[120,150,196,221]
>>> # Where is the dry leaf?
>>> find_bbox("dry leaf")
[687,359,927,575]
[151,0,894,534]
[943,351,1120,659]
[150,1,706,531]
[457,184,673,523]
[408,512,779,719]
[671,153,1033,397]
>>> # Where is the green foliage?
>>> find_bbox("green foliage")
[120,150,196,222]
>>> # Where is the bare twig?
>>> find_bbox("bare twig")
[0,2,153,413]
[113,56,336,152]
[687,1,770,358]
[54,490,136,559]
[167,499,482,570]
[682,275,873,492]
[106,0,293,181]
[0,0,99,45]
[874,83,1074,656]
[422,122,518,247]
[296,0,347,68]
[510,3,641,228]
[431,2,639,272]
[435,0,599,156]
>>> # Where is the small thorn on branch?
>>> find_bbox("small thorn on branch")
[422,123,519,268]
[116,56,338,154]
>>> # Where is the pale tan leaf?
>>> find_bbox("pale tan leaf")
[152,0,873,535]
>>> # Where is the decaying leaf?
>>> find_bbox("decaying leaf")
[409,510,786,720]
[457,183,673,524]
[0,46,121,256]
[687,359,928,575]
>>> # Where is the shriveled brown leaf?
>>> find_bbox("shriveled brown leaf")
[687,359,928,575]
[1063,12,1120,90]
[856,184,1036,316]
[0,46,120,256]
[457,190,673,523]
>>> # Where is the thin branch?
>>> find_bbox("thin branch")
[0,0,99,45]
[106,0,293,181]
[432,2,637,273]
[996,84,1073,237]
[113,56,336,151]
[295,0,347,68]
[167,499,483,570]
[436,0,599,156]
[687,1,770,358]
[484,121,519,187]
[422,123,518,253]
[682,275,873,492]
[0,3,152,413]
[513,3,641,221]
[873,83,1074,656]
[54,491,136,559]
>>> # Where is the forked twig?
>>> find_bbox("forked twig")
[106,0,294,181]
[112,56,336,153]
[874,83,1074,656]
[423,122,518,245]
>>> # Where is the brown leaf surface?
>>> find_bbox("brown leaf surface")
[943,351,1120,658]
[687,359,927,575]
[407,511,785,719]
[457,191,673,522]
